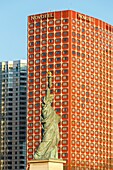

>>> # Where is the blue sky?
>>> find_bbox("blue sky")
[0,0,113,61]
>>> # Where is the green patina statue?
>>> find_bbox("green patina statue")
[34,71,61,160]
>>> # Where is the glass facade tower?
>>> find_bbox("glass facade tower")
[0,60,27,170]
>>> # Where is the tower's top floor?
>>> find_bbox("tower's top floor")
[28,10,113,32]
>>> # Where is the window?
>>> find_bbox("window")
[36,22,40,26]
[72,38,75,43]
[49,20,54,24]
[55,45,61,49]
[62,31,68,36]
[63,69,68,74]
[82,35,85,39]
[29,42,34,46]
[62,82,68,86]
[55,38,61,43]
[48,33,54,37]
[55,64,61,68]
[35,59,40,64]
[63,44,68,48]
[48,58,54,62]
[36,28,40,33]
[36,53,40,57]
[48,64,53,68]
[48,39,54,43]
[55,83,61,87]
[42,71,46,75]
[42,34,47,38]
[63,19,68,23]
[55,57,61,62]
[42,27,47,32]
[62,95,68,99]
[56,26,61,30]
[55,70,61,74]
[42,58,46,63]
[36,41,40,45]
[49,27,54,31]
[42,52,46,57]
[29,36,34,40]
[63,25,68,29]
[63,50,68,54]
[72,44,76,49]
[55,32,61,36]
[63,38,68,42]
[95,27,98,31]
[56,20,61,24]
[29,54,34,58]
[48,45,54,50]
[62,63,68,67]
[36,47,40,51]
[42,65,46,69]
[55,102,61,106]
[62,57,68,61]
[48,52,54,56]
[55,51,61,55]
[29,23,34,28]
[55,76,61,81]
[36,35,40,39]
[29,48,34,52]
[55,95,61,99]
[42,21,47,25]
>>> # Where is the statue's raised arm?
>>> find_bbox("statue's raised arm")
[34,71,61,160]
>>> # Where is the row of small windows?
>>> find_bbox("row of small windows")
[28,107,68,115]
[30,47,112,58]
[73,39,111,48]
[29,31,68,40]
[29,33,112,46]
[29,19,68,28]
[29,85,111,96]
[29,52,69,58]
[72,20,113,33]
[28,153,68,160]
[28,101,68,109]
[28,95,68,104]
[29,83,68,92]
[29,25,68,34]
[29,50,68,58]
[29,35,113,49]
[29,45,68,52]
[28,93,68,103]
[29,81,68,88]
[29,90,69,97]
[29,31,112,40]
[29,69,68,76]
[29,49,111,58]
[29,18,112,35]
[29,30,112,45]
[29,76,68,84]
[29,53,111,65]
[29,38,68,46]
[30,65,108,76]
[72,27,112,37]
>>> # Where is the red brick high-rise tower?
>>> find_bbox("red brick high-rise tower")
[27,10,113,169]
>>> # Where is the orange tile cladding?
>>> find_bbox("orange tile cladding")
[27,10,113,170]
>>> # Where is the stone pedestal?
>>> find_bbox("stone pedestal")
[29,159,66,170]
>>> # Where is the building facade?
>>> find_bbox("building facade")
[27,10,113,169]
[0,60,27,170]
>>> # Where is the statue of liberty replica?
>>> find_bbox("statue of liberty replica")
[34,71,61,160]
